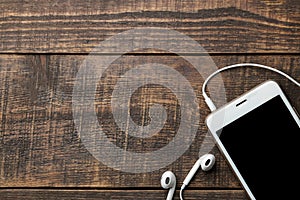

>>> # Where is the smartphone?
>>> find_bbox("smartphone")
[206,80,300,199]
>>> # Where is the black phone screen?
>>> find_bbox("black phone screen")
[217,95,299,199]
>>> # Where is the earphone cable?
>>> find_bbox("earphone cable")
[180,187,184,200]
[202,63,300,112]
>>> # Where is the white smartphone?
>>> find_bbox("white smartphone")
[206,80,300,199]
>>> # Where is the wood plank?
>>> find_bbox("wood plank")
[0,189,248,200]
[0,54,298,188]
[0,0,299,53]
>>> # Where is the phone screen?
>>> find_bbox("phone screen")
[217,95,299,199]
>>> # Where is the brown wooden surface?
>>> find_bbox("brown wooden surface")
[0,0,299,199]
[0,0,299,53]
[0,190,248,200]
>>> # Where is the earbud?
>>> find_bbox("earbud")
[199,153,215,171]
[182,154,215,189]
[161,171,176,200]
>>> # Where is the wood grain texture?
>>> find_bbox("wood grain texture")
[0,0,299,53]
[0,54,298,189]
[0,189,248,200]
[1,1,299,199]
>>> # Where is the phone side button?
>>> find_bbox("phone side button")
[293,107,300,119]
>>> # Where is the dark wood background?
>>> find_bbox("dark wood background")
[0,0,299,199]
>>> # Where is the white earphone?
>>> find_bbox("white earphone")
[161,171,177,200]
[180,154,215,200]
[182,153,215,188]
[161,154,215,200]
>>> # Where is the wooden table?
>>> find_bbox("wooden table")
[0,0,299,199]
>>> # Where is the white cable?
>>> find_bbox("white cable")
[202,63,300,112]
[180,186,184,200]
